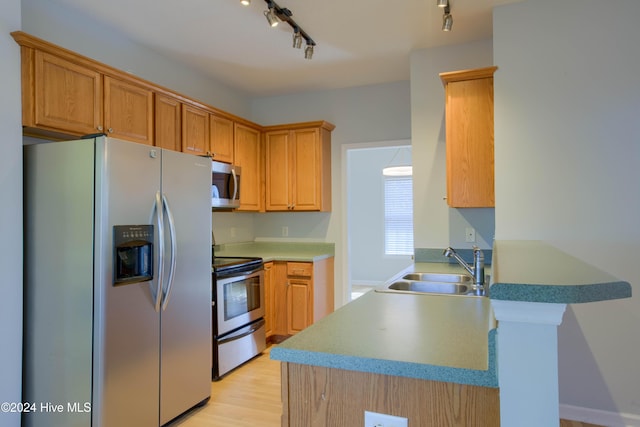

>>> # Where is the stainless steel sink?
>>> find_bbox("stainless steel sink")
[402,272,472,283]
[387,280,471,295]
[375,273,490,296]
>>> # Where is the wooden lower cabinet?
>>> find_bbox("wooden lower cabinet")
[267,258,334,341]
[281,363,500,427]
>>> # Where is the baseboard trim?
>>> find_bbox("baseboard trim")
[560,404,640,427]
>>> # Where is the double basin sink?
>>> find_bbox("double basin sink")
[376,272,489,297]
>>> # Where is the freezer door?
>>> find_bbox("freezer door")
[93,138,161,427]
[159,149,212,424]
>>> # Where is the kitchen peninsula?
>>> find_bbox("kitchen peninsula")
[271,240,631,427]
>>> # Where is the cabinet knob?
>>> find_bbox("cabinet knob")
[97,126,103,131]
[108,128,113,133]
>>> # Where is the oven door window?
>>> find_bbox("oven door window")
[224,276,261,321]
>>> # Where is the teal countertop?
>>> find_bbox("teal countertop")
[270,290,498,387]
[490,240,632,303]
[214,241,334,262]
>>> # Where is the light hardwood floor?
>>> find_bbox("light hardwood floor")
[167,346,603,427]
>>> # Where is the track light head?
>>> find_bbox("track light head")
[437,0,448,8]
[240,0,251,5]
[264,7,278,27]
[304,44,314,60]
[292,30,303,49]
[442,5,453,31]
[442,12,453,31]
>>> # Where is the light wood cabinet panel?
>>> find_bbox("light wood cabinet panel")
[263,262,275,338]
[287,279,311,334]
[271,258,334,340]
[264,130,291,210]
[440,66,497,208]
[181,103,210,155]
[234,124,263,212]
[281,363,500,427]
[154,94,181,151]
[264,121,334,212]
[104,76,154,145]
[32,50,103,136]
[210,115,234,163]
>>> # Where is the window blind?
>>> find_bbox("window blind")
[384,176,414,255]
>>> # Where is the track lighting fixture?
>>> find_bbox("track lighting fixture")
[304,43,314,60]
[264,5,279,27]
[441,2,453,32]
[292,28,303,49]
[244,0,316,59]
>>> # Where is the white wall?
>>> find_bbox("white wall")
[348,144,413,285]
[0,0,23,425]
[251,81,412,306]
[409,39,495,251]
[494,0,640,421]
[21,0,252,117]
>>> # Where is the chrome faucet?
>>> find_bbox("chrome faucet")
[443,246,486,295]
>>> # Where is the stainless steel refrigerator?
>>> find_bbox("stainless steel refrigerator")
[23,137,212,427]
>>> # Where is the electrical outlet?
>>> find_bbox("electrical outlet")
[465,227,476,243]
[282,226,288,237]
[364,411,408,427]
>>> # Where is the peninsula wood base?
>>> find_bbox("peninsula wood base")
[280,362,500,427]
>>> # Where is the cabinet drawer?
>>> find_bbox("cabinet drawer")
[287,262,312,277]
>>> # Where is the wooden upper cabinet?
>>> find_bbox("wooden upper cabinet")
[264,122,334,212]
[234,123,263,212]
[104,76,153,145]
[154,94,182,151]
[264,130,291,211]
[440,66,497,208]
[181,103,210,155]
[31,50,103,136]
[210,115,234,163]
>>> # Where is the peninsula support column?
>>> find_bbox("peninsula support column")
[491,300,567,427]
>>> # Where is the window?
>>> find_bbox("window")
[384,176,413,255]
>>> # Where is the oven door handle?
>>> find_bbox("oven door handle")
[218,318,265,344]
[216,267,263,284]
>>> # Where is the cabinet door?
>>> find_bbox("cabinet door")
[442,68,496,208]
[181,103,210,155]
[210,115,234,163]
[287,279,311,335]
[234,124,262,211]
[155,94,181,151]
[33,51,103,135]
[104,76,154,145]
[292,128,322,211]
[265,130,292,211]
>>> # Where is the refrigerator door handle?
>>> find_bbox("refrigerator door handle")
[151,191,164,312]
[161,193,178,311]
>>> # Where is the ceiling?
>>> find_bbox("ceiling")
[48,0,519,97]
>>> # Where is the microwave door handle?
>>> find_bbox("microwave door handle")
[161,193,177,311]
[150,191,164,312]
[231,168,238,202]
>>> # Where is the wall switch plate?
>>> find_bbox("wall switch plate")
[282,226,288,237]
[230,227,236,238]
[465,227,476,242]
[364,411,408,427]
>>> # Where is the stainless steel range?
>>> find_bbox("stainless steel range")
[212,256,266,380]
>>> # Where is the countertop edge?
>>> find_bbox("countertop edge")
[490,280,632,303]
[270,329,499,388]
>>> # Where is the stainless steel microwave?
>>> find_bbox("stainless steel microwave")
[212,160,241,209]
